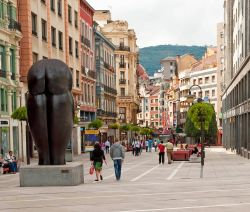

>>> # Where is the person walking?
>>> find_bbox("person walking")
[166,140,174,164]
[145,139,149,152]
[135,140,140,156]
[90,143,106,181]
[110,138,125,181]
[154,140,158,152]
[158,141,165,164]
[105,139,111,154]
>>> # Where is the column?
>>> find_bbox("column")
[5,43,11,81]
[7,89,13,151]
[15,46,20,81]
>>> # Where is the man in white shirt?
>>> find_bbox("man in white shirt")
[105,139,111,153]
[166,140,174,164]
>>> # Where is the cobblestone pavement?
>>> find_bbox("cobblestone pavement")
[1,147,250,211]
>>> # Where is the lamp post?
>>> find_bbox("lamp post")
[186,84,205,178]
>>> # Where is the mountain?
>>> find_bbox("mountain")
[139,44,207,76]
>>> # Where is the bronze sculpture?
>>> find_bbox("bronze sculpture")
[27,59,73,165]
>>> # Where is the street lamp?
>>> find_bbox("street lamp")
[186,84,205,178]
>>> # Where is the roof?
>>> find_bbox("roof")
[161,56,176,62]
[137,64,149,80]
[191,54,217,72]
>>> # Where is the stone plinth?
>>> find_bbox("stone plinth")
[20,162,84,187]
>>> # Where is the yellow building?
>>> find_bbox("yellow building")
[94,10,139,124]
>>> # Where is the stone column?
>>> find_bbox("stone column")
[5,43,11,81]
[7,88,13,151]
[15,47,20,82]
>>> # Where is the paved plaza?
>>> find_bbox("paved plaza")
[1,148,250,211]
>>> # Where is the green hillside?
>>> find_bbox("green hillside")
[139,44,207,76]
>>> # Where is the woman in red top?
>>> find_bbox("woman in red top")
[158,141,166,164]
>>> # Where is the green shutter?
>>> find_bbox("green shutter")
[12,91,16,111]
[10,48,15,74]
[0,88,4,111]
[4,89,7,112]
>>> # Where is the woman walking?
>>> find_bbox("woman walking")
[91,143,106,181]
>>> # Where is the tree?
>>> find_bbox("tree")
[185,102,217,143]
[11,106,27,121]
[88,119,103,129]
[108,123,120,139]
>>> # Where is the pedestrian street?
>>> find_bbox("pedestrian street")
[1,148,250,211]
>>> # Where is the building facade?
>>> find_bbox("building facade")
[0,0,22,159]
[222,0,250,156]
[18,0,82,156]
[94,24,117,139]
[94,10,140,124]
[79,0,96,129]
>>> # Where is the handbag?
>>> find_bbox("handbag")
[89,165,94,175]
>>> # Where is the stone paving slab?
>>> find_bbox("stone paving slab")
[0,148,250,211]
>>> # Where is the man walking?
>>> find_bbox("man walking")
[145,139,149,152]
[166,139,174,164]
[158,141,165,164]
[105,139,110,154]
[110,138,125,180]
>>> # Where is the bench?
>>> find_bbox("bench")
[172,150,190,161]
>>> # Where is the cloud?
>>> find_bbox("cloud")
[87,0,224,47]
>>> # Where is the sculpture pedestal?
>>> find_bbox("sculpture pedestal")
[19,162,84,187]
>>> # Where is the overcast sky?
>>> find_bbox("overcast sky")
[87,0,224,48]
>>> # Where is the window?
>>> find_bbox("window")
[120,88,125,96]
[198,78,203,84]
[146,106,148,111]
[0,88,7,112]
[75,41,78,58]
[0,45,5,73]
[155,107,158,110]
[151,107,154,111]
[51,26,56,47]
[193,79,196,85]
[41,0,46,4]
[68,5,72,23]
[76,71,80,87]
[205,90,209,97]
[57,0,62,16]
[69,36,72,55]
[10,49,15,78]
[120,71,125,79]
[212,75,215,83]
[212,90,215,97]
[32,52,38,64]
[58,31,63,50]
[74,11,78,28]
[155,99,158,103]
[155,114,158,118]
[31,12,37,35]
[41,19,47,41]
[205,77,209,84]
[151,99,153,103]
[50,0,55,11]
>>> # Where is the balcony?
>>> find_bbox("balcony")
[83,38,91,48]
[119,79,126,84]
[0,69,6,78]
[88,70,96,79]
[118,96,134,103]
[97,109,117,118]
[8,19,21,32]
[11,73,15,80]
[119,63,126,68]
[103,85,117,95]
[117,45,130,52]
[104,62,114,71]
